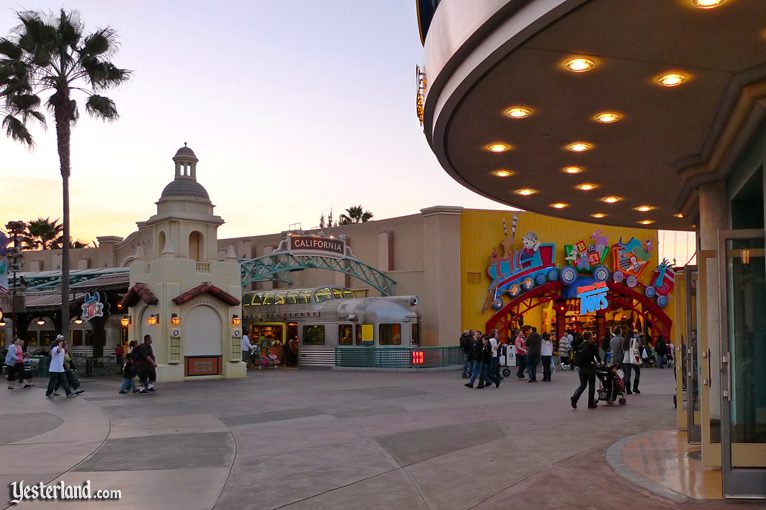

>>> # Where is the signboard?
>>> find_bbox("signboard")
[577,282,608,315]
[416,65,427,126]
[81,292,105,321]
[288,235,345,257]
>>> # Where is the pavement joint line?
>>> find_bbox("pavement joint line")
[605,430,689,504]
[212,430,239,510]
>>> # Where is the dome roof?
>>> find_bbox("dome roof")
[160,179,210,200]
[174,145,197,160]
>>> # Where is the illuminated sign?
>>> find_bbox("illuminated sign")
[81,292,105,321]
[288,235,345,256]
[416,65,427,126]
[577,282,608,315]
[411,350,424,365]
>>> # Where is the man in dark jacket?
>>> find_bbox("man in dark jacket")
[460,330,473,378]
[526,327,542,382]
[570,331,601,409]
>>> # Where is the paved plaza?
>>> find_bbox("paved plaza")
[0,367,755,509]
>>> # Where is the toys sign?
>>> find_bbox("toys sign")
[577,282,608,315]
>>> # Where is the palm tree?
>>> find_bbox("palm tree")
[339,205,374,225]
[23,217,63,250]
[0,9,130,341]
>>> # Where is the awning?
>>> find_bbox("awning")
[172,283,240,306]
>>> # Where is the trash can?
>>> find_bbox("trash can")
[31,355,49,378]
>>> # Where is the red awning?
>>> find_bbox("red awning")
[119,283,159,308]
[172,283,240,306]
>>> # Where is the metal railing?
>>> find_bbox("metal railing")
[335,346,462,368]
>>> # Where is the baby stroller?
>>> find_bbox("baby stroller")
[595,364,627,406]
[258,353,281,369]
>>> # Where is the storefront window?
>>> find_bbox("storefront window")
[355,325,363,345]
[303,325,325,345]
[339,324,353,345]
[379,324,402,345]
[252,324,284,347]
[412,322,420,344]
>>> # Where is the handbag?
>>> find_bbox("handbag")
[629,339,641,365]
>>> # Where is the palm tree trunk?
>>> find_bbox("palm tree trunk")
[54,89,72,342]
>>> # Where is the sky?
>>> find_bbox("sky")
[0,0,507,243]
[0,1,694,260]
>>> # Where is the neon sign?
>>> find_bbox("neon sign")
[577,282,608,315]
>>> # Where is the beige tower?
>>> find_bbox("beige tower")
[120,145,246,381]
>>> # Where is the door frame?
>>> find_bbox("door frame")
[685,264,701,443]
[717,228,766,498]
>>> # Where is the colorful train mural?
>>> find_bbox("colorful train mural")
[487,230,675,311]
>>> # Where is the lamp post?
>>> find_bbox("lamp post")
[5,221,25,340]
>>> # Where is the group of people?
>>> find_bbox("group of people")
[460,329,503,388]
[512,325,555,382]
[118,335,158,394]
[240,333,299,369]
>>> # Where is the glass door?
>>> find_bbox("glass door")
[685,265,701,443]
[698,249,721,467]
[718,229,765,498]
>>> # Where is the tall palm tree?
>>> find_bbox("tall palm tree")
[0,9,130,341]
[339,205,374,225]
[23,217,63,250]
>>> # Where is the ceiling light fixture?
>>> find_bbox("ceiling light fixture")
[566,142,593,152]
[658,72,687,87]
[591,213,607,219]
[576,183,598,191]
[515,188,538,196]
[504,106,533,119]
[550,202,569,209]
[491,169,514,178]
[564,57,595,73]
[691,0,725,8]
[638,220,655,225]
[634,205,656,212]
[674,213,684,218]
[593,112,622,124]
[562,166,584,174]
[601,196,623,204]
[485,142,512,153]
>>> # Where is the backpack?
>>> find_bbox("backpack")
[573,342,589,367]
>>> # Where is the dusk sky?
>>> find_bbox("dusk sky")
[1,0,506,243]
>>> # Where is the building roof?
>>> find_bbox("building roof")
[172,283,240,306]
[159,179,210,200]
[119,283,159,308]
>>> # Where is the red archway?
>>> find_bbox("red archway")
[485,280,673,341]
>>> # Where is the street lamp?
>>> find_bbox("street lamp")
[5,220,25,339]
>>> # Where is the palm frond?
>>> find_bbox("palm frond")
[85,94,117,120]
[2,114,34,146]
[57,9,82,49]
[81,57,131,90]
[81,28,117,57]
[0,38,22,59]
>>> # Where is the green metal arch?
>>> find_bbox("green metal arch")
[240,252,396,296]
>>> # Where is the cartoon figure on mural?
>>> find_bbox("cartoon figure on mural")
[645,258,675,308]
[612,237,651,277]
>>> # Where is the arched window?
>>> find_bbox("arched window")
[189,231,203,261]
[158,231,166,255]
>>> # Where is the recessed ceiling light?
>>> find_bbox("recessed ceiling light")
[674,213,684,218]
[634,205,656,212]
[591,213,607,219]
[601,196,623,204]
[486,142,512,153]
[658,72,687,87]
[566,142,593,152]
[564,57,595,73]
[491,169,514,178]
[638,220,655,225]
[562,166,584,174]
[515,188,537,196]
[593,111,623,124]
[504,106,533,119]
[576,183,598,191]
[550,202,569,209]
[692,0,725,8]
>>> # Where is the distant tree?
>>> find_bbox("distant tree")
[339,205,373,225]
[23,217,62,250]
[328,209,334,228]
[0,9,130,344]
[319,212,325,229]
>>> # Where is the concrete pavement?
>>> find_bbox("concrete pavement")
[0,366,749,509]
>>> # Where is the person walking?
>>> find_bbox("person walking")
[460,330,473,378]
[622,332,643,394]
[570,331,601,409]
[655,335,668,368]
[118,353,137,394]
[609,326,624,368]
[526,327,541,382]
[488,329,502,383]
[241,332,255,369]
[559,334,571,370]
[515,326,529,379]
[480,335,501,388]
[5,338,31,389]
[134,335,158,392]
[541,332,553,382]
[45,336,75,398]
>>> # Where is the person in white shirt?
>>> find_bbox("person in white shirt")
[241,334,255,368]
[46,335,75,398]
[541,332,554,382]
